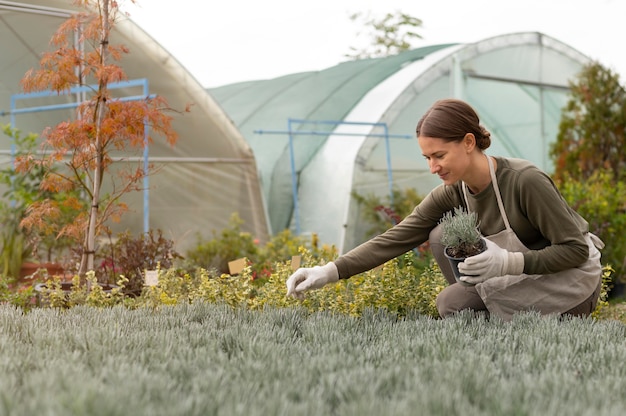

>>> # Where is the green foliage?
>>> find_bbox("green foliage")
[311,255,446,318]
[351,188,432,266]
[592,265,615,318]
[184,213,260,274]
[105,248,444,319]
[0,125,42,278]
[439,206,483,258]
[352,187,424,237]
[346,10,423,59]
[555,170,626,283]
[49,243,442,319]
[184,213,337,279]
[35,272,127,309]
[0,277,38,311]
[551,61,626,182]
[1,303,626,415]
[0,124,83,277]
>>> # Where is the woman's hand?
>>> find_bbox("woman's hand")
[458,239,524,284]
[286,262,339,300]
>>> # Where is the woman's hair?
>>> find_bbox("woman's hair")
[415,98,491,150]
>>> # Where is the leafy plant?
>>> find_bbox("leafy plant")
[439,206,484,258]
[0,125,82,278]
[555,169,626,284]
[35,271,126,309]
[346,10,423,59]
[183,213,337,279]
[0,126,40,279]
[92,229,182,295]
[184,213,260,275]
[351,187,431,266]
[18,0,182,279]
[551,61,626,183]
[2,302,626,416]
[352,187,425,237]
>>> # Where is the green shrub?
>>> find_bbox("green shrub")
[36,272,127,308]
[592,265,614,318]
[125,248,445,319]
[184,213,260,274]
[0,275,38,311]
[556,170,626,284]
[183,213,338,280]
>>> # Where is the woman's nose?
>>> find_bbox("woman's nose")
[429,160,440,174]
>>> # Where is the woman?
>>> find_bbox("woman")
[286,98,603,321]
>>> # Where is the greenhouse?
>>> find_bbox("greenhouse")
[1,1,592,255]
[0,0,269,252]
[209,32,590,253]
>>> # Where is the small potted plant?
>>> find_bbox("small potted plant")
[439,206,486,283]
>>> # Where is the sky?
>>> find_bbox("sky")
[124,0,626,88]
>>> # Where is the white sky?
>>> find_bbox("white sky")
[124,0,626,88]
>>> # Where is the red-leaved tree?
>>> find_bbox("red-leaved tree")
[17,0,181,279]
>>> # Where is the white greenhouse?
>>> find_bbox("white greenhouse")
[209,32,590,253]
[0,0,269,252]
[2,1,592,255]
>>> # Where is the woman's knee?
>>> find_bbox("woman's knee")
[436,283,487,318]
[562,278,602,318]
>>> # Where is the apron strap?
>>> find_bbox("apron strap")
[462,154,512,231]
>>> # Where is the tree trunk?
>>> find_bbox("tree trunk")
[78,0,110,280]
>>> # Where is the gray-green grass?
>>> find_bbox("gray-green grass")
[1,303,625,416]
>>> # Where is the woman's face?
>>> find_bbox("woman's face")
[418,135,473,186]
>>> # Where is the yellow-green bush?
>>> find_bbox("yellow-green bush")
[25,223,615,322]
[32,246,443,318]
[118,248,445,318]
[556,170,626,286]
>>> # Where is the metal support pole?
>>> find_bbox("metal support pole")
[287,118,300,235]
[256,119,412,235]
[142,78,150,234]
[383,123,394,205]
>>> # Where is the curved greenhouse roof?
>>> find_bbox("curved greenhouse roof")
[209,32,590,253]
[0,1,269,251]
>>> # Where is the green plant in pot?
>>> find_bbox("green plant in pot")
[439,206,486,284]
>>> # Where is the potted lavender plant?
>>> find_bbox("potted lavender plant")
[439,206,486,283]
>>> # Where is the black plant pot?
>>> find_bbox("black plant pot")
[444,238,487,285]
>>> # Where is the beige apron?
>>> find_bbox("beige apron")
[462,155,603,321]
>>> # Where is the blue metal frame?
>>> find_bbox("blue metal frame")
[6,78,153,233]
[255,118,412,235]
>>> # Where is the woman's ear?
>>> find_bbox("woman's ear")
[463,133,476,152]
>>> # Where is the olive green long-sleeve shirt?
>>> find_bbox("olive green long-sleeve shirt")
[334,156,590,279]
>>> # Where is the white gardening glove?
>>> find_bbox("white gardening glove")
[286,262,339,300]
[457,239,524,284]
